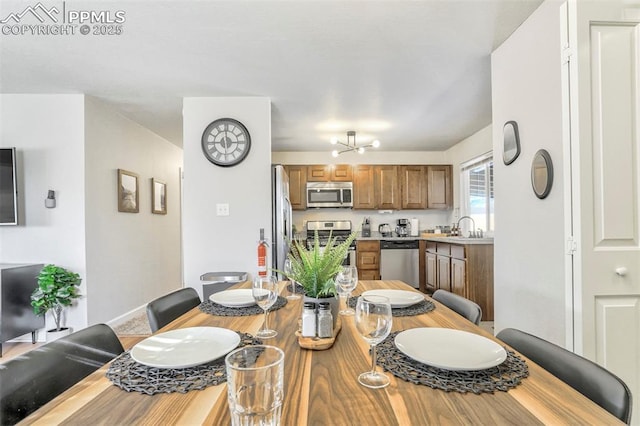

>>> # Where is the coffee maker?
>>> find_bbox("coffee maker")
[396,219,410,237]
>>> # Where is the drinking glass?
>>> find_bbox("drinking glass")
[355,295,392,388]
[253,275,278,339]
[225,345,285,426]
[284,259,300,300]
[335,265,358,315]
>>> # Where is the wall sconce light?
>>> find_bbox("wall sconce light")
[45,190,56,208]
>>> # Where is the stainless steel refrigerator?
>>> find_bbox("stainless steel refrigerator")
[271,165,293,279]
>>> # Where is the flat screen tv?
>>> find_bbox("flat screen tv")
[0,147,18,225]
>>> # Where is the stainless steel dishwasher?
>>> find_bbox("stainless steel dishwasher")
[380,239,420,288]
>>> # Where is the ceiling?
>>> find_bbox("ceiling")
[0,0,542,152]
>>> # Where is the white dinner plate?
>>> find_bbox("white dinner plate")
[130,327,241,368]
[361,289,424,308]
[394,327,507,371]
[210,289,256,307]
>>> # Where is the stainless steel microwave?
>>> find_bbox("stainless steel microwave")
[306,182,353,208]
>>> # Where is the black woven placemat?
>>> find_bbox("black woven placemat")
[347,297,435,317]
[199,296,288,317]
[106,332,261,395]
[376,331,528,394]
[286,282,304,293]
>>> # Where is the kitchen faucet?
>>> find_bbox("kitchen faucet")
[456,216,477,238]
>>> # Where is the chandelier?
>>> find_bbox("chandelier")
[330,131,380,157]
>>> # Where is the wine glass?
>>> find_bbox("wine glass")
[355,295,392,388]
[335,265,358,315]
[253,275,279,339]
[284,259,300,300]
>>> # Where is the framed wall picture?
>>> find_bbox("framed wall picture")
[503,121,521,165]
[152,178,167,215]
[117,169,139,213]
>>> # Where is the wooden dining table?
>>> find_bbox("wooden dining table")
[21,280,621,425]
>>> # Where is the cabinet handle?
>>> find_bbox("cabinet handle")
[615,267,627,277]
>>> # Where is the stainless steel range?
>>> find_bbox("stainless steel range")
[305,220,355,266]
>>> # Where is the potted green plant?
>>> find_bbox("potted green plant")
[285,231,357,327]
[31,264,82,341]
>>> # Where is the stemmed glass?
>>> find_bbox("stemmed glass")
[355,295,393,388]
[336,265,358,315]
[283,259,300,300]
[253,275,279,339]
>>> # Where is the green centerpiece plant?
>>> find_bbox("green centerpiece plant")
[286,231,357,298]
[31,264,82,333]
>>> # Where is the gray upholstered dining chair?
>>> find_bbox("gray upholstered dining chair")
[431,289,482,325]
[146,287,201,332]
[0,323,124,425]
[497,327,632,424]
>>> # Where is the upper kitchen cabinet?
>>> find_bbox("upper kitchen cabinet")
[306,164,353,182]
[284,165,307,210]
[375,165,401,209]
[427,165,452,209]
[400,165,427,209]
[353,165,401,210]
[353,165,376,209]
[286,163,451,211]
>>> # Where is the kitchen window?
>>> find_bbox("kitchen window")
[460,152,494,234]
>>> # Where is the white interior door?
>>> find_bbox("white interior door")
[573,1,640,423]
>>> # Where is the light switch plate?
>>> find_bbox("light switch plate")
[216,203,229,216]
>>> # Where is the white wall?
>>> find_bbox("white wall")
[182,97,271,297]
[491,0,568,345]
[0,94,88,331]
[84,97,183,324]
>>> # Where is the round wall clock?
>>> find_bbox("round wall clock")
[201,118,251,167]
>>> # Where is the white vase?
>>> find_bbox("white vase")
[47,327,72,342]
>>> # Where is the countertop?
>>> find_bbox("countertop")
[356,231,494,244]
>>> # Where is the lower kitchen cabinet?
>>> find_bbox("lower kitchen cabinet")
[422,240,494,321]
[437,255,451,292]
[425,251,437,292]
[451,258,466,296]
[356,240,380,280]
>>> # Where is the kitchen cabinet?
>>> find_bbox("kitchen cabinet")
[353,165,400,210]
[436,252,451,292]
[421,240,493,321]
[426,252,437,292]
[427,165,452,209]
[418,240,436,293]
[306,164,352,182]
[401,165,427,209]
[284,165,307,210]
[353,165,376,209]
[356,240,380,280]
[285,163,452,211]
[451,258,466,296]
[375,165,401,209]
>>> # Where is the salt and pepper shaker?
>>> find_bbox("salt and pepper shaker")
[301,302,317,337]
[317,302,333,338]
